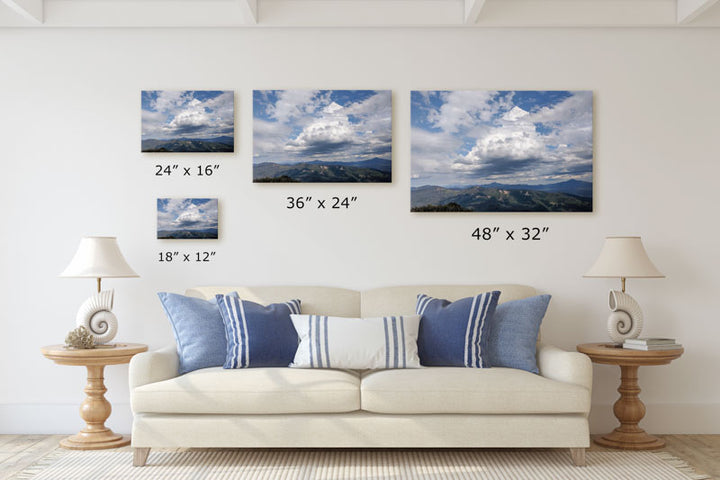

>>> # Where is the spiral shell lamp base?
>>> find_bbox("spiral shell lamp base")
[606,289,644,344]
[76,290,118,344]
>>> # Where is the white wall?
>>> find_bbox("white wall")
[0,27,718,435]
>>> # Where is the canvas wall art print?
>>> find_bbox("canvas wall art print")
[253,90,392,183]
[142,91,234,152]
[157,198,218,239]
[411,90,593,212]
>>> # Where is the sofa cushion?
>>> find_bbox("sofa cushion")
[360,367,590,414]
[132,367,360,414]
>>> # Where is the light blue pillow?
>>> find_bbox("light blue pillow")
[157,292,228,375]
[416,291,500,367]
[486,294,551,374]
[216,295,301,368]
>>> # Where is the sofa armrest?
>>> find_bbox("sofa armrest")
[129,345,179,390]
[536,343,593,392]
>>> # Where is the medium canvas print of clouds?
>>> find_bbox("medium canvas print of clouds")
[142,91,234,153]
[253,90,392,183]
[411,90,593,212]
[157,198,218,239]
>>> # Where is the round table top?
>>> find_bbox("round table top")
[577,342,683,366]
[41,343,148,366]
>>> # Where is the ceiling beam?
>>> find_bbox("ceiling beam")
[238,0,257,24]
[258,0,461,26]
[33,0,259,27]
[475,0,675,27]
[677,0,720,23]
[464,0,487,24]
[1,0,43,24]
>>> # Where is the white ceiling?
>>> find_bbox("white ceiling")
[1,0,719,27]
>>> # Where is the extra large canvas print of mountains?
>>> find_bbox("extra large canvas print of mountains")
[411,180,592,212]
[254,158,391,183]
[410,90,593,213]
[253,90,392,183]
[142,90,234,153]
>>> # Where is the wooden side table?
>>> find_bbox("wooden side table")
[41,343,148,450]
[577,342,683,450]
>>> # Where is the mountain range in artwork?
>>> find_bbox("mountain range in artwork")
[254,158,391,183]
[142,91,234,153]
[411,90,593,212]
[253,90,392,183]
[411,180,592,212]
[142,136,234,153]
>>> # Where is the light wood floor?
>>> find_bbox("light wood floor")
[1,434,718,479]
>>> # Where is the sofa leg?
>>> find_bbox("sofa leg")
[133,447,150,467]
[569,448,586,466]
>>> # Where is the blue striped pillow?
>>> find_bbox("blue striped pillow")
[216,295,301,368]
[416,291,500,367]
[289,314,421,369]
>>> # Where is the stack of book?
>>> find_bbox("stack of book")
[623,338,682,350]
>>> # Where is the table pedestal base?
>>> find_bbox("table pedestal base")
[60,433,130,450]
[59,364,130,450]
[593,364,665,450]
[595,429,665,450]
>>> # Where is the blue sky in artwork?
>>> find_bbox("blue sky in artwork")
[411,90,593,187]
[253,90,391,164]
[157,198,218,232]
[142,91,234,140]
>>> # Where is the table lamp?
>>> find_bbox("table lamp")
[583,236,664,344]
[60,236,139,345]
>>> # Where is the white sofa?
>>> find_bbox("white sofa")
[129,284,592,467]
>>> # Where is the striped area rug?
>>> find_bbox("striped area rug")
[13,449,710,480]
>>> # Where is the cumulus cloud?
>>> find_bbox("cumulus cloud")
[266,90,322,125]
[411,90,593,187]
[142,91,234,140]
[157,198,218,231]
[426,90,510,134]
[253,90,392,164]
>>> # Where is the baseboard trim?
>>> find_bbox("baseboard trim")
[2,403,719,434]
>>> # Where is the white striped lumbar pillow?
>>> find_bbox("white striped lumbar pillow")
[289,314,421,369]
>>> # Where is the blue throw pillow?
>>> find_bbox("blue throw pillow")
[416,291,500,367]
[216,295,301,368]
[486,294,551,374]
[157,292,228,375]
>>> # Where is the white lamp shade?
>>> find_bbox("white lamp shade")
[584,236,664,278]
[60,236,139,278]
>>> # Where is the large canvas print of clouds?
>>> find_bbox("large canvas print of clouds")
[411,90,593,212]
[157,198,218,239]
[253,90,392,183]
[142,91,234,153]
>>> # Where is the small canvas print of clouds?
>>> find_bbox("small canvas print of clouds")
[157,198,218,240]
[142,91,234,153]
[411,90,593,212]
[253,90,392,183]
